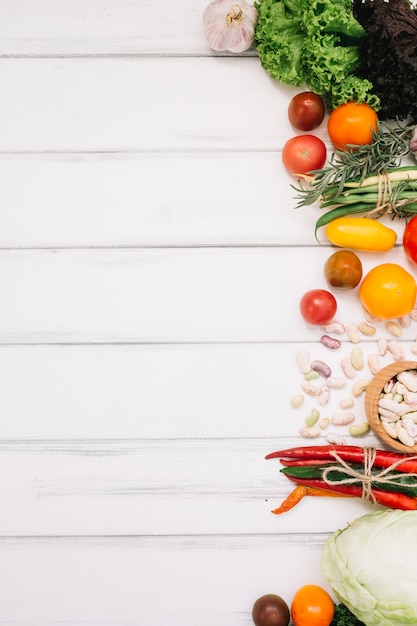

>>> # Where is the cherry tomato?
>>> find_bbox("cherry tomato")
[252,594,290,626]
[288,92,326,131]
[290,584,334,626]
[282,135,327,177]
[327,101,378,151]
[324,249,363,290]
[299,289,337,325]
[403,215,417,264]
[359,263,417,320]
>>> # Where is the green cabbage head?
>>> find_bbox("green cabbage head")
[322,509,417,625]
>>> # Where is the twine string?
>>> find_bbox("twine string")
[321,447,417,504]
[365,172,393,218]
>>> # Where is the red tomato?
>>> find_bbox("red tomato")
[299,289,337,325]
[288,92,326,131]
[282,135,327,177]
[403,215,417,264]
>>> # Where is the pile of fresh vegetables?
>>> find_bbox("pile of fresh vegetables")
[202,3,417,623]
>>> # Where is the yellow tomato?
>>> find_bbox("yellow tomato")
[359,263,417,320]
[325,217,397,252]
[327,101,378,151]
[291,585,334,626]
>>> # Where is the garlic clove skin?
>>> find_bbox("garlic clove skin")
[203,0,258,53]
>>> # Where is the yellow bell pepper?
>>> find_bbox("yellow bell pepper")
[325,217,397,252]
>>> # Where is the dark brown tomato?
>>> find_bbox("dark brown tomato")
[252,594,290,626]
[324,249,363,290]
[288,91,326,131]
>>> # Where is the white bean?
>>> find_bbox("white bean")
[396,423,415,447]
[352,379,369,397]
[386,321,403,337]
[381,420,398,439]
[339,397,354,409]
[358,321,376,336]
[291,394,304,409]
[396,370,417,392]
[351,347,364,371]
[296,348,311,374]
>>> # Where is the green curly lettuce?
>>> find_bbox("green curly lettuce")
[254,0,380,109]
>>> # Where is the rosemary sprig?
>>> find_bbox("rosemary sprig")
[294,120,415,208]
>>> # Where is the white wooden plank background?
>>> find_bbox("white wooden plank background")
[0,1,415,625]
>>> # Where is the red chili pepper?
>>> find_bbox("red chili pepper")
[285,474,417,511]
[279,458,333,467]
[266,445,417,474]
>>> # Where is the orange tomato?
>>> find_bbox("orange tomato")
[359,263,417,320]
[291,584,334,626]
[327,101,378,151]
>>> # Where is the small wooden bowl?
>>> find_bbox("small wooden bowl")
[365,360,417,453]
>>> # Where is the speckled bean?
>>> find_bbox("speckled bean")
[326,433,346,445]
[322,320,345,335]
[331,412,355,425]
[341,357,356,379]
[347,323,360,344]
[377,338,388,357]
[387,339,405,361]
[320,335,341,349]
[327,377,347,389]
[301,381,321,396]
[319,417,330,429]
[299,425,321,438]
[399,315,412,328]
[318,384,331,406]
[368,353,380,375]
[311,360,332,378]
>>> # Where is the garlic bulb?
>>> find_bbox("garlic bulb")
[203,0,258,53]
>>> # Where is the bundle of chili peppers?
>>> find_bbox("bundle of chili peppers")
[267,444,417,514]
